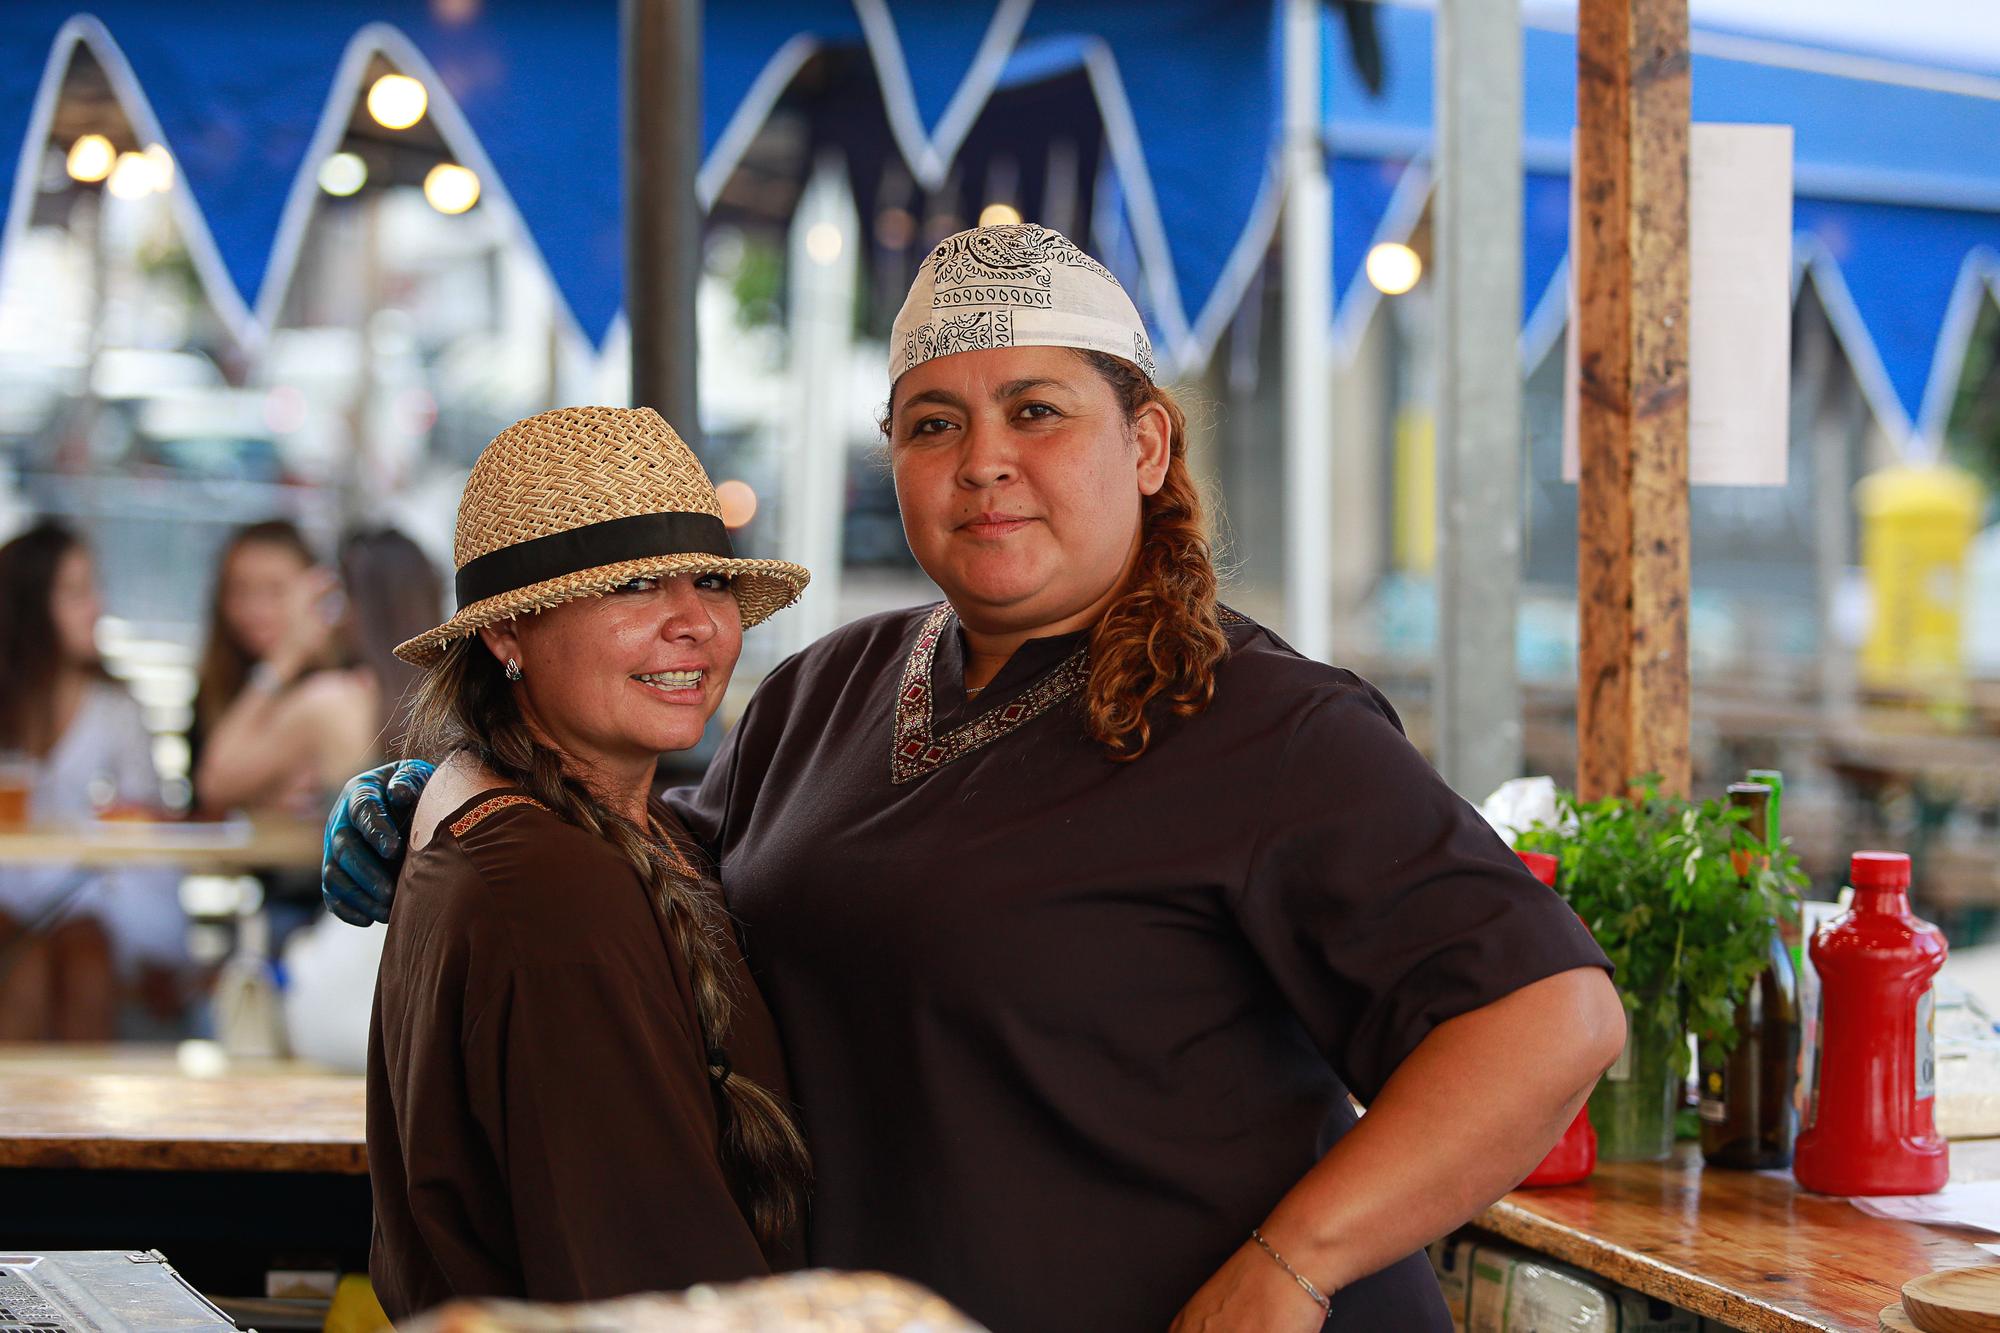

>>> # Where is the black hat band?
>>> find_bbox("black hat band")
[454,511,736,609]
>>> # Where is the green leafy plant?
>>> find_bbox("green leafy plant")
[1516,777,1805,1073]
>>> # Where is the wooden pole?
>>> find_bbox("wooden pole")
[623,0,702,448]
[1574,0,1691,800]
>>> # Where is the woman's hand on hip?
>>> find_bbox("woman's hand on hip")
[1170,1239,1327,1333]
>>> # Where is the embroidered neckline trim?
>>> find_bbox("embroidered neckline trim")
[449,793,549,838]
[889,604,1091,785]
[449,792,699,880]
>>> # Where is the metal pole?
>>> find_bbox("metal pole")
[1282,0,1334,662]
[1811,302,1863,724]
[623,0,703,447]
[1433,0,1525,798]
[784,155,858,655]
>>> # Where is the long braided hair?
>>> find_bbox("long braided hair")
[406,638,809,1252]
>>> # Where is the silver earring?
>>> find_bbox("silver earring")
[504,658,523,682]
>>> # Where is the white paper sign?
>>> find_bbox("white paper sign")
[1563,123,1795,487]
[1852,1182,2000,1232]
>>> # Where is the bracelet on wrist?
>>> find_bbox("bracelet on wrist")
[1250,1227,1334,1320]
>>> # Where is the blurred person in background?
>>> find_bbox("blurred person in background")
[195,521,441,966]
[333,526,444,757]
[0,521,184,1039]
[193,519,376,816]
[281,527,444,1069]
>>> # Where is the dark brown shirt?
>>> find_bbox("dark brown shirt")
[672,605,1609,1333]
[366,789,791,1319]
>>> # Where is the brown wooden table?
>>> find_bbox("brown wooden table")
[0,1044,364,1174]
[1478,1141,2000,1332]
[0,817,322,873]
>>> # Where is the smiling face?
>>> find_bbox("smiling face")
[888,346,1170,639]
[476,572,743,786]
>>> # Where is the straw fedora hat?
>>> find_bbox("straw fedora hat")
[394,406,808,667]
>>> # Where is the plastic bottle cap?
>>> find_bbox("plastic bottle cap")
[1850,850,1911,889]
[1516,850,1560,888]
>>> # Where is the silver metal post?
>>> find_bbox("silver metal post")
[1434,0,1525,796]
[783,155,858,655]
[1282,0,1334,662]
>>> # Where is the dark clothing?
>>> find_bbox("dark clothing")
[367,790,791,1319]
[673,605,1608,1333]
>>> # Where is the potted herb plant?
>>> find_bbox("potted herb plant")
[1516,779,1804,1162]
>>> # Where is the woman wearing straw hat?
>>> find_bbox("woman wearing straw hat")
[326,226,1624,1332]
[361,407,810,1318]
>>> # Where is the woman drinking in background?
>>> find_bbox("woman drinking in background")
[0,521,182,1039]
[193,519,376,816]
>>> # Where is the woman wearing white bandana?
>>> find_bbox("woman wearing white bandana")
[325,224,1623,1332]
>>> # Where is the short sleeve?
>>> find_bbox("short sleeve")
[1230,684,1608,1103]
[458,958,770,1302]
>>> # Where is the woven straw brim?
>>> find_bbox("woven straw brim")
[394,553,809,668]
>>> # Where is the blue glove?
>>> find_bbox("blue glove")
[321,760,435,926]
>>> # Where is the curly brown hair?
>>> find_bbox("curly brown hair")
[1072,351,1227,760]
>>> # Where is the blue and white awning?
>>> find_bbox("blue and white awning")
[0,0,1995,436]
[0,0,1285,377]
[1324,3,2000,444]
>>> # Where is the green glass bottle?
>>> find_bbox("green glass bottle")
[1697,783,1801,1169]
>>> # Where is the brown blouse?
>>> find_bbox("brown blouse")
[672,604,1610,1333]
[366,789,793,1320]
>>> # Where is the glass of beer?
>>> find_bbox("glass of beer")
[0,751,33,828]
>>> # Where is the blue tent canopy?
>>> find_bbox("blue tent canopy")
[0,0,1995,436]
[0,0,1283,374]
[1330,3,2000,441]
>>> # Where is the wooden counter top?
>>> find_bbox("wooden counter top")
[0,817,322,872]
[0,1046,364,1174]
[1478,1142,2000,1332]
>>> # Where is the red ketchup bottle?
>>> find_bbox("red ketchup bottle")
[1515,849,1598,1187]
[1792,851,1948,1196]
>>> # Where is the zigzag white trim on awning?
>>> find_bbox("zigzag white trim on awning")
[251,23,591,357]
[3,0,1994,412]
[852,0,1034,191]
[1,0,1278,382]
[1332,165,1995,457]
[5,16,255,345]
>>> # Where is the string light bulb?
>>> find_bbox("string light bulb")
[978,202,1022,228]
[318,152,368,197]
[1365,241,1423,296]
[142,143,174,191]
[367,73,428,130]
[804,222,843,265]
[106,151,156,199]
[65,134,115,184]
[423,162,480,214]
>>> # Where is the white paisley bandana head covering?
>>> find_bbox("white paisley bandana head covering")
[890,223,1157,386]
